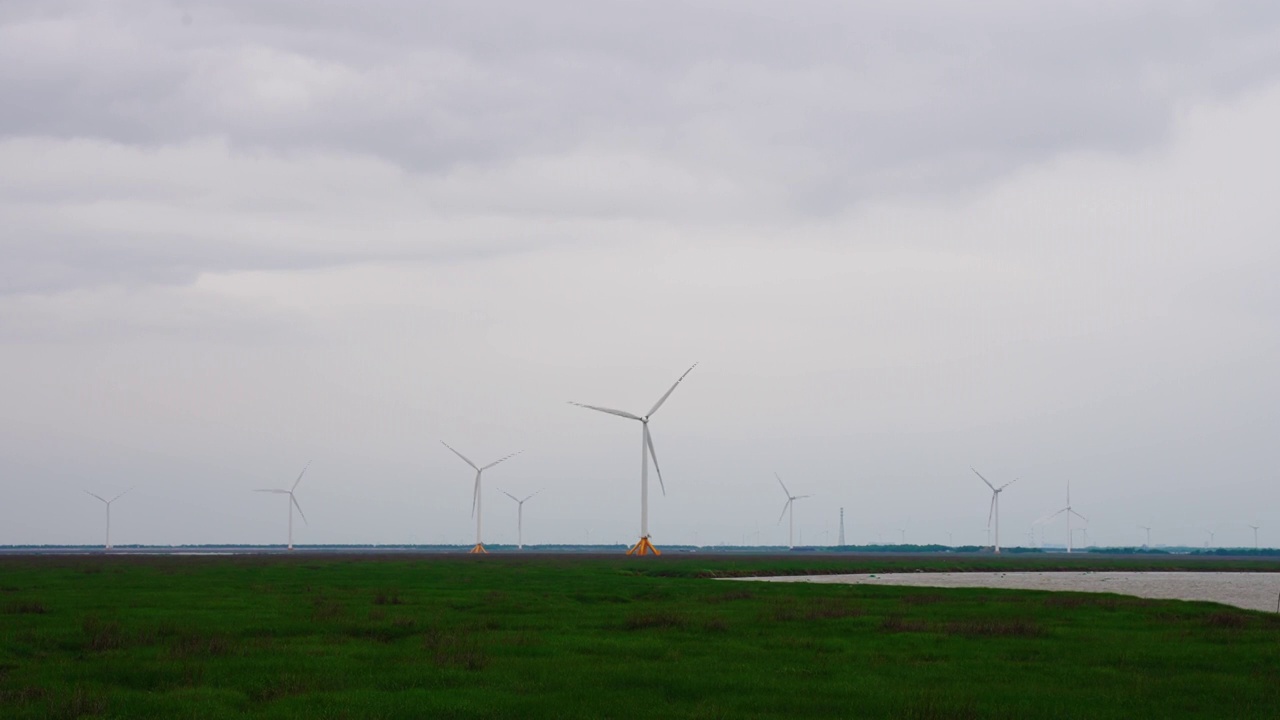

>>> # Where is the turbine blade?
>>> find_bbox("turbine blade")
[1033,508,1067,525]
[502,491,519,502]
[524,490,541,502]
[481,451,521,471]
[987,494,996,528]
[1071,510,1088,522]
[998,478,1017,491]
[291,461,312,492]
[971,468,996,491]
[777,499,791,524]
[84,491,108,504]
[568,402,642,421]
[291,493,307,525]
[645,425,665,496]
[775,473,791,498]
[110,487,135,504]
[647,363,698,417]
[794,495,812,500]
[441,442,479,470]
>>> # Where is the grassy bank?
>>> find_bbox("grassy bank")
[1,554,1278,718]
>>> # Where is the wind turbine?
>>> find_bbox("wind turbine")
[441,443,519,554]
[84,488,132,550]
[569,363,697,556]
[1138,525,1152,549]
[972,468,1016,553]
[1035,481,1086,553]
[775,473,811,550]
[501,489,540,550]
[1204,529,1215,549]
[255,462,310,551]
[1248,524,1260,550]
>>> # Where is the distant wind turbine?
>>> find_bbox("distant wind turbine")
[775,473,811,550]
[501,490,540,550]
[972,468,1016,553]
[1035,481,1086,553]
[570,363,697,556]
[255,462,310,551]
[84,488,132,550]
[1138,525,1152,549]
[442,443,519,554]
[1204,529,1215,549]
[1248,524,1260,550]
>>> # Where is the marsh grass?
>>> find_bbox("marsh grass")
[0,554,1277,718]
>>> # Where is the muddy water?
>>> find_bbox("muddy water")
[735,572,1280,613]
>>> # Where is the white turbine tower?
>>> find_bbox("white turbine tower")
[570,363,697,556]
[84,488,132,550]
[775,473,811,550]
[442,442,519,554]
[501,490,540,550]
[1035,481,1086,553]
[1248,524,1260,550]
[972,468,1016,554]
[255,462,310,551]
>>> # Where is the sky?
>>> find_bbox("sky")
[2,1,1278,550]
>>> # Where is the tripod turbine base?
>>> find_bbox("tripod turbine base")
[626,537,661,556]
[469,543,488,554]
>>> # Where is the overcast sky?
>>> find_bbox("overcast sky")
[2,1,1278,550]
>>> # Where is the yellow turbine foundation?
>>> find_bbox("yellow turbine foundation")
[626,537,661,556]
[469,543,488,554]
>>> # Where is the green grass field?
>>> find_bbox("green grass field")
[2,554,1278,718]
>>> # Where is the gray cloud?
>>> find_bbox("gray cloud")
[0,2,1278,549]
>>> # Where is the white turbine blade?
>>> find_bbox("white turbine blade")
[523,490,541,503]
[84,491,108,504]
[1070,509,1088,522]
[793,495,812,501]
[645,425,666,496]
[775,473,792,498]
[1033,507,1068,525]
[291,461,312,492]
[502,490,520,503]
[481,451,521,471]
[777,499,792,524]
[987,494,996,528]
[998,478,1017,491]
[291,493,308,525]
[647,363,698,417]
[568,402,642,421]
[109,487,134,504]
[441,442,479,470]
[971,468,996,491]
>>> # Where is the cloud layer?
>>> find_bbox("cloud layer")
[1,2,1278,549]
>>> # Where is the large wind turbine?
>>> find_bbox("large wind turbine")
[501,490,540,550]
[1248,524,1260,550]
[442,443,519,554]
[775,473,811,550]
[1138,525,1152,549]
[1035,481,1086,553]
[972,468,1016,553]
[255,462,310,551]
[570,363,697,556]
[84,488,132,550]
